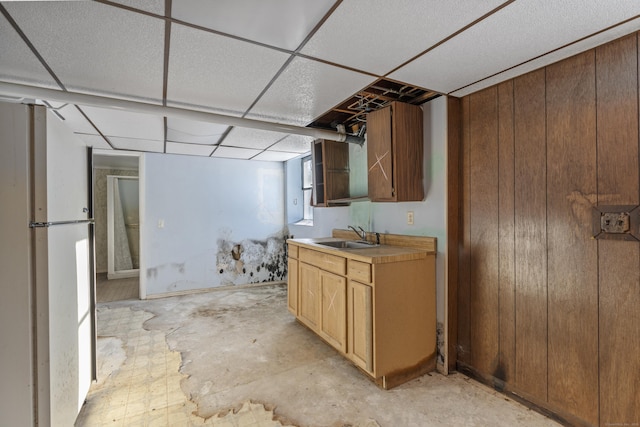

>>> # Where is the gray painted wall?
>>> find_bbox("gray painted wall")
[140,153,286,296]
[285,152,305,225]
[286,95,448,338]
[348,97,448,326]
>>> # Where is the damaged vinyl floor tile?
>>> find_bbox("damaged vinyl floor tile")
[76,284,560,427]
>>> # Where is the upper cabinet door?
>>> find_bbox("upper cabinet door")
[367,105,394,201]
[367,101,424,202]
[312,139,350,207]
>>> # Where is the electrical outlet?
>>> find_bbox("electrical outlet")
[407,211,414,225]
[600,212,629,233]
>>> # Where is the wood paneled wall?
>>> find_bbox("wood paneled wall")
[450,33,640,427]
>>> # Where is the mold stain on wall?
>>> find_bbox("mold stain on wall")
[436,321,445,366]
[216,233,287,286]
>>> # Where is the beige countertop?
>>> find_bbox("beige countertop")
[287,237,433,264]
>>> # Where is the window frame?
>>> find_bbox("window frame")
[301,155,313,222]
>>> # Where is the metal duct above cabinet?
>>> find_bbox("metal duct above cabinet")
[367,101,424,202]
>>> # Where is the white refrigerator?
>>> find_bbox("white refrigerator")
[0,102,96,426]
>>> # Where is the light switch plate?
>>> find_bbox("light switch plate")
[407,211,414,225]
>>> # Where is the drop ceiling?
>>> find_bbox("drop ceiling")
[1,0,639,162]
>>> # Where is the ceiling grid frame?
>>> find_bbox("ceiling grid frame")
[0,3,116,149]
[214,0,344,159]
[1,0,640,160]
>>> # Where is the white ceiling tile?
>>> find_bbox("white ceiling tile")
[4,2,164,102]
[166,117,228,145]
[301,0,506,76]
[451,17,640,97]
[108,0,165,15]
[248,57,376,126]
[76,134,113,150]
[109,137,164,153]
[79,106,164,141]
[0,13,59,89]
[171,0,335,51]
[166,142,215,156]
[390,0,640,94]
[53,104,98,135]
[221,127,288,150]
[252,151,300,162]
[167,23,291,115]
[212,146,262,160]
[269,134,313,153]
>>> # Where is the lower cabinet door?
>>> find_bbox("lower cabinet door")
[319,270,347,352]
[287,257,298,315]
[298,262,320,330]
[348,280,373,373]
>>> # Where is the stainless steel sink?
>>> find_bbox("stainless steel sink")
[317,240,379,249]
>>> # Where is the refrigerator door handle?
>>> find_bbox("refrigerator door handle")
[29,219,95,228]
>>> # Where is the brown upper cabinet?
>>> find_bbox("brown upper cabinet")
[312,139,350,206]
[367,101,424,202]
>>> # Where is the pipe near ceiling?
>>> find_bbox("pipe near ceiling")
[0,81,365,145]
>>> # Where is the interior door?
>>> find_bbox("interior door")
[87,147,97,382]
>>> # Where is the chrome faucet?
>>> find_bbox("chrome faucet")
[348,225,367,241]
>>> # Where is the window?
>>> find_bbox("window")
[302,155,313,221]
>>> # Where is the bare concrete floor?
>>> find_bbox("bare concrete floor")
[78,283,560,427]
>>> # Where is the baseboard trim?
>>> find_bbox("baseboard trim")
[144,281,286,300]
[456,362,586,427]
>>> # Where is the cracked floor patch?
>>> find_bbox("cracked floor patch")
[75,306,302,427]
[207,401,293,427]
[77,285,558,427]
[75,306,194,426]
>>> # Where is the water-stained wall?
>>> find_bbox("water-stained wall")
[216,229,287,285]
[141,153,285,296]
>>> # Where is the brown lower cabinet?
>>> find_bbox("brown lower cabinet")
[287,239,436,389]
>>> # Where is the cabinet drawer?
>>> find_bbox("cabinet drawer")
[288,243,299,259]
[348,260,371,283]
[299,247,346,275]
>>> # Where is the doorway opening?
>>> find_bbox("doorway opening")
[93,152,141,302]
[107,176,139,279]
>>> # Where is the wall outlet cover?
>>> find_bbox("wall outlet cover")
[407,211,414,225]
[592,205,639,241]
